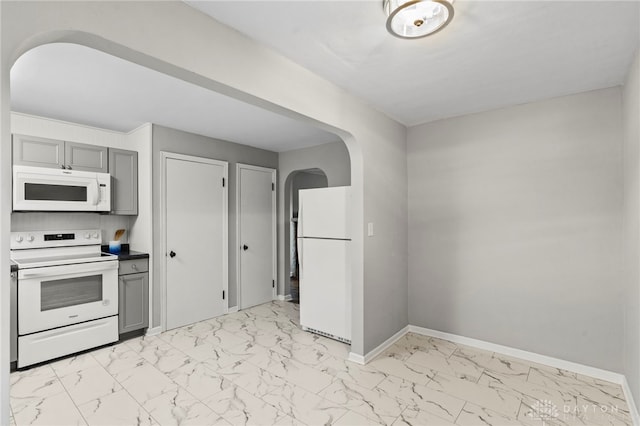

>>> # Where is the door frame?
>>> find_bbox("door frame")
[160,151,229,331]
[236,163,277,310]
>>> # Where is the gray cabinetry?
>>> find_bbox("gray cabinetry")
[65,142,108,173]
[118,259,149,335]
[13,134,108,173]
[109,148,138,215]
[12,134,64,169]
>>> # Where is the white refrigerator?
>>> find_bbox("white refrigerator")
[297,186,351,343]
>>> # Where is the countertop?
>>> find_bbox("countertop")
[101,244,149,261]
[114,250,149,261]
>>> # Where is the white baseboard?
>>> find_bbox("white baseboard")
[622,376,640,426]
[277,294,292,301]
[409,325,625,385]
[227,306,238,314]
[348,325,409,365]
[145,326,162,337]
[348,352,366,365]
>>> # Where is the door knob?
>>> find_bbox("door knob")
[169,251,176,258]
[243,245,249,251]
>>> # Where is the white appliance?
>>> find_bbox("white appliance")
[297,186,351,343]
[13,165,111,212]
[11,229,119,368]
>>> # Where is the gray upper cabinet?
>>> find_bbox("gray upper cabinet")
[65,142,108,173]
[12,134,65,169]
[109,148,138,215]
[13,134,108,173]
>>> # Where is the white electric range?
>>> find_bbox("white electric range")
[11,229,119,368]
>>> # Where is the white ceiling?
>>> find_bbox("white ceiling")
[10,2,639,149]
[187,0,640,126]
[10,43,339,152]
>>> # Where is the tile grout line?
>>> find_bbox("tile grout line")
[453,401,468,424]
[88,349,160,425]
[49,363,90,426]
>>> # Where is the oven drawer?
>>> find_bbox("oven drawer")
[119,258,148,275]
[18,315,118,368]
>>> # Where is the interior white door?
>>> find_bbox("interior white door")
[238,164,276,309]
[165,154,227,330]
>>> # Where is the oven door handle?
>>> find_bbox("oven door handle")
[19,261,118,279]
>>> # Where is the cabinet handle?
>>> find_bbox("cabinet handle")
[132,264,138,270]
[10,273,15,278]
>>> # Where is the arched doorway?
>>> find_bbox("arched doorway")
[285,168,328,301]
[1,8,373,420]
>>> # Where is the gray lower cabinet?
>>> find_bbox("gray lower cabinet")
[118,259,149,334]
[109,148,138,215]
[13,134,108,173]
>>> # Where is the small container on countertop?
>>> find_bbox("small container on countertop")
[108,240,121,254]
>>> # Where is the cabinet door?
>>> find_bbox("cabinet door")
[13,134,65,169]
[109,148,138,215]
[64,142,108,173]
[118,273,149,334]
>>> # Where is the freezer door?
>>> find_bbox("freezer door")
[299,238,351,341]
[298,186,351,240]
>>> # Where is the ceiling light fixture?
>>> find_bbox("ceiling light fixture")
[384,0,454,39]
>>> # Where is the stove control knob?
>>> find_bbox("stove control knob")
[92,232,99,239]
[84,233,91,239]
[15,236,23,243]
[27,235,34,242]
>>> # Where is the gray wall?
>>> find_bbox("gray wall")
[278,142,351,298]
[407,87,624,372]
[623,50,640,406]
[292,171,328,216]
[1,3,408,417]
[152,124,278,325]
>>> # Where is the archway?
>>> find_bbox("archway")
[1,6,374,420]
[284,168,328,301]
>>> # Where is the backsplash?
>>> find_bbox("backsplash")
[11,212,132,243]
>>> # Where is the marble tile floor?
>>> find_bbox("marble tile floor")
[9,301,632,426]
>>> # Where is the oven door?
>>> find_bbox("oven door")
[18,261,118,335]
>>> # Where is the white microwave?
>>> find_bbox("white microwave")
[13,165,111,212]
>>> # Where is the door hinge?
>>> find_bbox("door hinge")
[222,177,225,187]
[222,290,226,300]
[272,182,275,191]
[272,280,275,288]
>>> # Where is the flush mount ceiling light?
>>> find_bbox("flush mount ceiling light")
[384,0,454,39]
